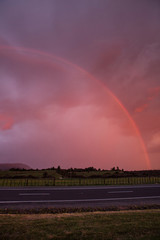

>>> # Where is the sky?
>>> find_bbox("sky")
[0,0,160,170]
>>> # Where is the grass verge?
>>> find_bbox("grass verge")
[0,204,160,214]
[0,210,160,240]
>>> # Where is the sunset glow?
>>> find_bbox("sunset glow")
[0,1,160,170]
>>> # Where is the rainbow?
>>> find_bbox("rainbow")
[0,45,151,169]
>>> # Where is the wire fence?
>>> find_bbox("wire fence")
[0,176,159,187]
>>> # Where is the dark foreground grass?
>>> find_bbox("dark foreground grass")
[0,210,160,240]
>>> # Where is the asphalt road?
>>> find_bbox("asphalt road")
[0,184,159,209]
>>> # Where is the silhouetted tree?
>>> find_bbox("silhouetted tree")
[57,166,61,174]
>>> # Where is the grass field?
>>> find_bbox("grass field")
[0,210,159,240]
[0,176,159,186]
[0,170,60,179]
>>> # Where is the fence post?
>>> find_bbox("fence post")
[53,177,55,186]
[26,179,28,186]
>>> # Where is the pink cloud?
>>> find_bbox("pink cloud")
[134,103,148,113]
[0,114,14,130]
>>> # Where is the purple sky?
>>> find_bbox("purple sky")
[0,0,160,170]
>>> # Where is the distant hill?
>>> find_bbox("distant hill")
[0,163,31,170]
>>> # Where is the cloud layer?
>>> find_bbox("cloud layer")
[0,0,160,169]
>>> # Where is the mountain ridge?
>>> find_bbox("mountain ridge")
[0,163,31,170]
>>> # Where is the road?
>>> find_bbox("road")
[0,185,159,209]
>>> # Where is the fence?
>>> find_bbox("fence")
[0,176,160,187]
